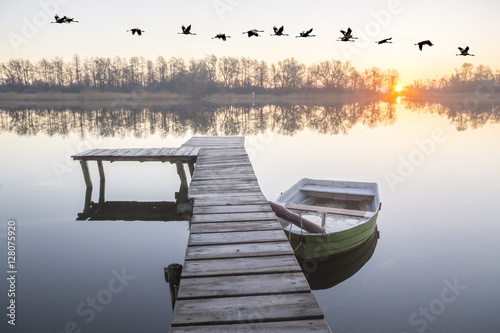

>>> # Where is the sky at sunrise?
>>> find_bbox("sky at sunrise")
[1,0,499,85]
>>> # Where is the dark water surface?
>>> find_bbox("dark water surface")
[1,101,499,332]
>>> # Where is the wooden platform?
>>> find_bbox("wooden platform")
[71,147,199,163]
[170,137,332,332]
[72,145,198,216]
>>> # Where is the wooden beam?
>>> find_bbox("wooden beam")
[97,160,105,204]
[83,187,92,215]
[169,319,332,333]
[284,203,368,218]
[176,162,188,190]
[188,162,195,176]
[171,293,324,327]
[177,272,310,299]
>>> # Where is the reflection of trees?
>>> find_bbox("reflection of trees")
[405,100,500,131]
[0,102,407,139]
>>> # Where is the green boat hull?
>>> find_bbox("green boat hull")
[284,211,379,260]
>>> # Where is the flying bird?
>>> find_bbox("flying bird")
[456,46,474,56]
[296,28,315,38]
[271,26,288,36]
[415,40,433,51]
[179,25,196,35]
[376,37,392,44]
[127,28,145,36]
[212,33,231,41]
[338,27,357,42]
[52,15,78,23]
[243,29,264,37]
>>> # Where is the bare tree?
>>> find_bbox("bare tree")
[277,58,304,89]
[218,56,240,89]
[383,68,399,90]
[253,60,269,89]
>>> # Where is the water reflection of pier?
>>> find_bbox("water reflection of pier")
[71,146,198,220]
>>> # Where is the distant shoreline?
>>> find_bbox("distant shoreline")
[1,91,499,107]
[0,91,384,106]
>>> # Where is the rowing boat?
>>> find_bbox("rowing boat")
[276,178,381,259]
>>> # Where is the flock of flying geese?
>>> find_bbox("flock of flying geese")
[51,15,476,56]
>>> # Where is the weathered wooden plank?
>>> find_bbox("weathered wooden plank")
[194,162,252,169]
[192,197,268,206]
[193,204,272,215]
[173,146,194,156]
[193,168,256,175]
[72,148,100,158]
[189,184,261,191]
[182,137,244,148]
[285,202,368,217]
[185,241,292,260]
[89,148,116,156]
[196,155,249,161]
[158,147,175,155]
[177,272,310,299]
[189,188,262,196]
[191,212,277,223]
[73,147,200,161]
[190,178,258,186]
[191,175,258,182]
[124,148,142,156]
[192,170,255,176]
[195,154,248,160]
[181,255,301,278]
[190,221,281,233]
[188,230,286,246]
[194,163,253,168]
[142,148,161,156]
[193,163,251,169]
[188,192,266,200]
[171,293,324,326]
[169,319,332,333]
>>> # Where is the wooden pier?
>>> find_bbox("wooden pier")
[170,137,331,332]
[72,146,199,218]
[73,136,332,332]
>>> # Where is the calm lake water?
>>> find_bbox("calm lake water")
[1,100,499,332]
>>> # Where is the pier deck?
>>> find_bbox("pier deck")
[170,137,331,332]
[72,136,332,332]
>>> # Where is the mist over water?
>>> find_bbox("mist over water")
[0,100,499,332]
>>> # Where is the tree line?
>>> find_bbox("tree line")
[408,63,500,94]
[0,54,400,96]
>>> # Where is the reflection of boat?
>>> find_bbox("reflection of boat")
[299,227,379,290]
[276,178,381,259]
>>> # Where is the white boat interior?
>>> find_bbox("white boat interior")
[277,178,380,234]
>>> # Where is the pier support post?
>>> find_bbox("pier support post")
[165,263,183,309]
[175,162,189,204]
[188,162,195,177]
[79,160,93,214]
[97,160,105,204]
